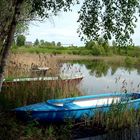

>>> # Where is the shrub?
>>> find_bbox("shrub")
[124,56,134,66]
[85,40,96,48]
[52,50,62,54]
[16,35,26,46]
[92,46,105,56]
[79,50,92,55]
[72,50,80,55]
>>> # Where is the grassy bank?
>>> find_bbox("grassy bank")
[11,45,140,57]
[1,101,140,139]
[11,46,91,56]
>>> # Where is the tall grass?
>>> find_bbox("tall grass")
[1,92,140,139]
[73,101,140,139]
[1,78,82,110]
[1,53,140,139]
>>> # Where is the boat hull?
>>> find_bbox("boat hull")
[3,76,83,87]
[14,92,140,122]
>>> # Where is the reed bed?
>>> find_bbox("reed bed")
[5,53,60,78]
[0,53,83,139]
[1,78,82,110]
[1,53,140,139]
[1,100,140,139]
[5,53,129,77]
[1,53,83,110]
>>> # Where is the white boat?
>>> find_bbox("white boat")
[3,75,83,86]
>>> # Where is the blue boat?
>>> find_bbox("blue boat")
[14,92,140,122]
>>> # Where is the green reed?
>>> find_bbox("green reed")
[79,101,140,134]
[1,87,140,139]
[1,78,81,110]
[1,55,140,139]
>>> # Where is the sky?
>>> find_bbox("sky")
[26,3,140,46]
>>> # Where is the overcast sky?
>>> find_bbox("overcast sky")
[26,4,140,46]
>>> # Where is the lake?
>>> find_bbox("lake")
[2,58,140,107]
[61,59,140,139]
[61,60,140,95]
[2,58,140,140]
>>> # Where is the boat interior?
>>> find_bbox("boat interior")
[50,93,140,108]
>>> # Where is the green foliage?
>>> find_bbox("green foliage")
[79,50,92,55]
[91,46,105,56]
[34,39,39,46]
[40,40,45,45]
[85,38,110,55]
[85,60,109,77]
[51,41,55,46]
[85,40,96,48]
[124,56,134,66]
[11,43,140,58]
[39,41,61,48]
[15,22,29,36]
[16,35,26,46]
[91,46,102,56]
[57,42,61,47]
[127,46,140,57]
[30,0,79,18]
[52,50,62,54]
[78,0,140,46]
[136,57,140,67]
[0,0,14,48]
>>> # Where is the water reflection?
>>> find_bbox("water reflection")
[61,60,140,95]
[85,60,109,77]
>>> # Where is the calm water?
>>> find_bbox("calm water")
[61,60,140,139]
[61,60,140,95]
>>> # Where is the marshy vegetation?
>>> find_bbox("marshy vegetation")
[0,52,140,139]
[1,0,140,139]
[1,95,140,140]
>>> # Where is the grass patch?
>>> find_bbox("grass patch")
[11,45,140,58]
[1,102,140,139]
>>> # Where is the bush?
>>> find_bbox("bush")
[79,50,92,55]
[52,50,62,54]
[72,50,80,55]
[16,35,26,46]
[92,46,105,56]
[124,56,134,66]
[85,40,96,48]
[136,57,140,65]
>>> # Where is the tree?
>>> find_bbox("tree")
[0,0,25,91]
[0,0,79,91]
[44,41,53,47]
[85,40,96,49]
[57,42,61,47]
[34,39,39,46]
[78,0,140,46]
[15,22,29,37]
[51,41,55,46]
[40,40,45,45]
[98,37,106,46]
[112,40,117,47]
[16,35,26,46]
